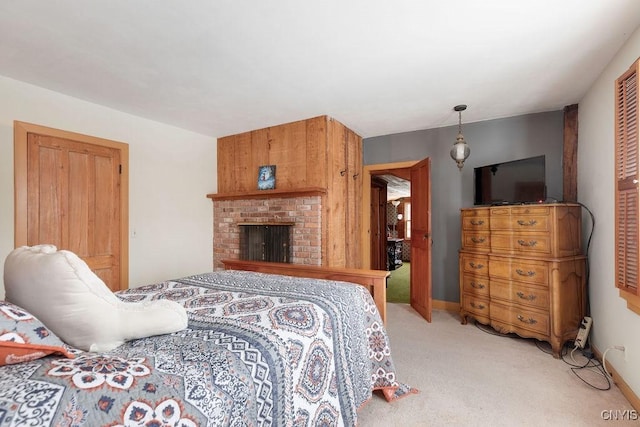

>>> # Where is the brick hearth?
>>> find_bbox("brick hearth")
[212,195,322,270]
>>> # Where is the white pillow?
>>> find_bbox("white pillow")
[3,245,188,352]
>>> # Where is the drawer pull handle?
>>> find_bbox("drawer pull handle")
[516,269,536,277]
[471,282,485,289]
[517,315,537,325]
[471,237,486,243]
[470,219,485,226]
[517,239,538,247]
[516,292,537,301]
[470,302,486,310]
[469,262,485,270]
[517,219,538,227]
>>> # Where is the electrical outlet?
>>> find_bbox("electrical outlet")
[575,316,592,349]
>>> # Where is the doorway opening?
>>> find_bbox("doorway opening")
[387,261,410,303]
[385,179,411,303]
[362,159,432,322]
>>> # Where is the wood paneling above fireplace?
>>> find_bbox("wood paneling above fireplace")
[210,115,363,269]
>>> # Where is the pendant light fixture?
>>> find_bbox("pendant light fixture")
[450,104,470,170]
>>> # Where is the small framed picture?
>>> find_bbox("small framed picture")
[257,165,276,190]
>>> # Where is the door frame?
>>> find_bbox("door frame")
[361,161,418,269]
[13,121,130,288]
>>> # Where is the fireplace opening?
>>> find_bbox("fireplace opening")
[239,223,293,263]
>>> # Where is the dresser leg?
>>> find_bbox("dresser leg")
[460,311,468,325]
[550,339,562,359]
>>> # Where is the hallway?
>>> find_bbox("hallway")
[386,261,410,303]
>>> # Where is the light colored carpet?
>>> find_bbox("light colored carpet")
[357,303,636,426]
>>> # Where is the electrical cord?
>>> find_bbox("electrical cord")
[473,320,611,390]
[570,358,611,391]
[566,345,597,370]
[549,198,595,256]
[573,201,595,316]
[543,200,608,389]
[556,341,613,390]
[553,198,595,316]
[556,341,611,390]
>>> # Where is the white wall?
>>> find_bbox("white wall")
[0,76,217,298]
[578,26,640,396]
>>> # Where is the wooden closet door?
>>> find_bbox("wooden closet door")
[26,133,122,291]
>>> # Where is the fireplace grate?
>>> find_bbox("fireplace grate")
[239,224,292,263]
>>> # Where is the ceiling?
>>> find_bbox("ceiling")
[380,175,411,201]
[1,1,639,139]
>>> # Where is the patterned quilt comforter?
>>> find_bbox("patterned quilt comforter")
[0,270,412,426]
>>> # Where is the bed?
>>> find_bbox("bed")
[0,248,414,426]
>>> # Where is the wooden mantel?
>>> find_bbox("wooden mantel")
[207,187,327,201]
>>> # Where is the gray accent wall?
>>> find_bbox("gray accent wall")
[364,110,564,302]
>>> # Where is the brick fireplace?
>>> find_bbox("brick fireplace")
[212,195,323,270]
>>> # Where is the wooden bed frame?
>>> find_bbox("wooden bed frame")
[221,259,389,323]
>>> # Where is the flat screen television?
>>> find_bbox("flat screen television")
[474,155,546,205]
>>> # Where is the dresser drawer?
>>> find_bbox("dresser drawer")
[461,293,490,322]
[462,232,491,252]
[490,302,549,335]
[490,214,550,232]
[462,207,490,218]
[490,232,552,256]
[460,252,489,277]
[491,205,550,217]
[490,278,549,311]
[462,210,490,231]
[489,256,549,286]
[461,273,490,297]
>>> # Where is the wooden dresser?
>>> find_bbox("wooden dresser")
[459,204,586,357]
